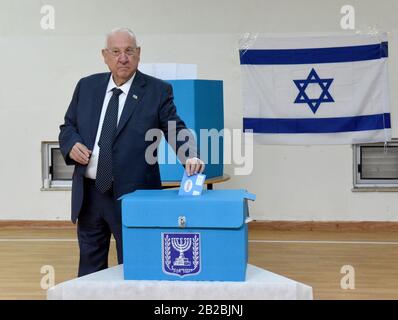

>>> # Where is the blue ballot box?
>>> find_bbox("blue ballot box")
[159,80,224,181]
[121,189,255,281]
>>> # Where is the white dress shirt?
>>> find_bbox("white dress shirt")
[85,73,135,179]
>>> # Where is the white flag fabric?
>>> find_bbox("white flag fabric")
[239,33,391,145]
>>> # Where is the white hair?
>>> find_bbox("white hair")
[105,27,138,48]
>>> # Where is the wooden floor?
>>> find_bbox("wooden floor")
[1,226,397,299]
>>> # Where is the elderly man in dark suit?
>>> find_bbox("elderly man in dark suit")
[59,28,204,276]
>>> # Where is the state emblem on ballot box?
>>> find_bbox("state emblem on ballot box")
[120,189,255,281]
[162,232,201,277]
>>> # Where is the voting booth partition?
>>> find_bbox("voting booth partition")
[120,189,256,281]
[159,80,224,181]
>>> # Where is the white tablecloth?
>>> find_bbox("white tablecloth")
[47,264,313,300]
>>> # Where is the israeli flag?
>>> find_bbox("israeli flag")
[239,33,391,145]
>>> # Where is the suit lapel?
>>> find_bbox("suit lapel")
[88,73,110,149]
[115,70,146,139]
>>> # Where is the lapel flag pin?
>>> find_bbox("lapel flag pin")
[132,94,138,99]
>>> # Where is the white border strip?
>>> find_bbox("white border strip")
[249,240,398,245]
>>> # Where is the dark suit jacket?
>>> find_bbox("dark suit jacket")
[59,70,197,223]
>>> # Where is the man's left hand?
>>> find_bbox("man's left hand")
[185,157,205,176]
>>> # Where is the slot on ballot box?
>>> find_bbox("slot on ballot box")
[120,189,256,281]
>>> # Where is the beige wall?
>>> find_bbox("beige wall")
[1,0,398,221]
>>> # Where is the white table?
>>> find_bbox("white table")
[47,264,313,300]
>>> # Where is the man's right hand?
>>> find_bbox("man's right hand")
[69,142,92,165]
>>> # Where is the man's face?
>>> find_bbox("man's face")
[102,32,141,85]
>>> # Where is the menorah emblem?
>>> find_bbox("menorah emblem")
[162,232,201,277]
[171,237,192,267]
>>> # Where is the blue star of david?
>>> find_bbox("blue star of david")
[293,68,334,114]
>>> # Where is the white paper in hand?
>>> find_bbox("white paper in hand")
[178,172,206,196]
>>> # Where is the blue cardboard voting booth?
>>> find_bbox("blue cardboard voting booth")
[121,189,255,281]
[159,80,224,181]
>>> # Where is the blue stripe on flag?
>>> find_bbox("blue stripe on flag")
[243,113,391,134]
[240,42,388,65]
